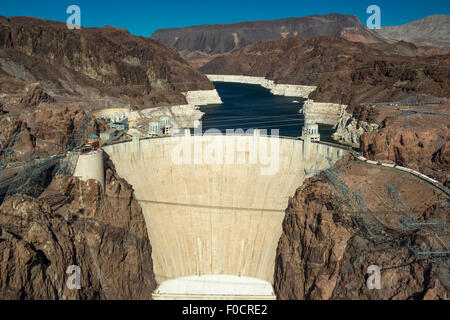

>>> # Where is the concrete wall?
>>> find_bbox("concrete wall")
[73,150,105,189]
[103,136,346,290]
[152,275,276,300]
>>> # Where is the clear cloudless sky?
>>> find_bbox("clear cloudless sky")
[1,0,449,37]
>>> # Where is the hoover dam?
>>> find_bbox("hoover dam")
[78,133,348,299]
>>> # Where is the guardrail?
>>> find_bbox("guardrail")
[352,153,450,197]
[102,133,353,149]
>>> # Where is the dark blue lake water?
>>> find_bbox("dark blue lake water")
[199,82,335,141]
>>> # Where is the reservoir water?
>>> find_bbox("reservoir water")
[199,82,335,141]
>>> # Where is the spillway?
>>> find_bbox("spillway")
[102,134,346,299]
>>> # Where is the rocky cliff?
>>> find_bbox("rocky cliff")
[0,102,107,162]
[0,16,220,162]
[274,156,449,299]
[152,14,386,66]
[332,105,384,147]
[360,112,450,186]
[0,154,156,299]
[200,36,450,108]
[0,16,213,109]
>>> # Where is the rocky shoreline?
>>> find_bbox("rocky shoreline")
[204,75,357,145]
[302,99,346,126]
[331,107,380,147]
[123,89,222,132]
[206,74,316,98]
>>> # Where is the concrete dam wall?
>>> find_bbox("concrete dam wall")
[102,134,346,298]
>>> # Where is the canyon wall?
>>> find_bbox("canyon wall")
[360,113,450,186]
[331,107,380,147]
[200,37,450,109]
[274,156,449,300]
[0,16,214,109]
[0,156,156,299]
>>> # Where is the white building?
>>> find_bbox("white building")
[149,121,160,136]
[159,116,173,136]
[301,119,320,141]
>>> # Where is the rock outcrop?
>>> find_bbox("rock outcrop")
[0,156,156,299]
[0,116,35,162]
[0,103,106,162]
[274,156,449,300]
[332,105,381,147]
[360,113,450,186]
[19,83,55,107]
[0,16,213,109]
[302,100,346,126]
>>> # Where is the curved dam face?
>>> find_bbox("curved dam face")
[102,134,346,298]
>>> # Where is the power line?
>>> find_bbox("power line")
[204,118,303,128]
[201,114,303,121]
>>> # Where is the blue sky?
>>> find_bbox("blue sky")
[1,0,449,37]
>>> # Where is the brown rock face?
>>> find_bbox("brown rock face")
[0,15,215,162]
[347,104,385,124]
[0,103,106,162]
[19,83,55,107]
[200,36,449,107]
[0,16,213,109]
[0,116,28,161]
[0,103,7,115]
[275,180,352,299]
[436,141,450,165]
[360,114,450,185]
[274,157,449,300]
[0,157,156,299]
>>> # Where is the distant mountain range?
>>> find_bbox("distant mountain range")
[151,14,386,67]
[374,15,450,48]
[151,14,450,67]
